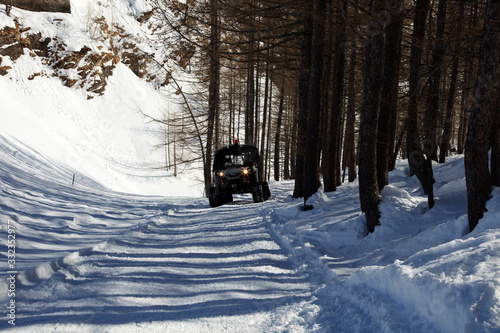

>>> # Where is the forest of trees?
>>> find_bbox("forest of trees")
[153,0,499,233]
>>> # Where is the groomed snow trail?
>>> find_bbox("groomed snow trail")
[0,134,318,332]
[0,134,441,332]
[9,203,317,332]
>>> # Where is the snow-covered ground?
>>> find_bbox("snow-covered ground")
[1,129,500,332]
[1,1,500,332]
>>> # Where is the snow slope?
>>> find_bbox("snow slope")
[271,161,500,332]
[0,0,203,196]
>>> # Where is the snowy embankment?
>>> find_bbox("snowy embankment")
[0,0,203,197]
[270,157,500,332]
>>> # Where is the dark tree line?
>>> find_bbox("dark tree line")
[155,0,498,233]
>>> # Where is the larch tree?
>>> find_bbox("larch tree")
[439,0,466,164]
[377,0,403,190]
[359,0,386,233]
[205,0,221,195]
[343,0,360,184]
[274,79,285,182]
[465,0,500,232]
[424,0,447,163]
[303,0,326,206]
[292,0,313,199]
[323,0,347,193]
[406,0,435,209]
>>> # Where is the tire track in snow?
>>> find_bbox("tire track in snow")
[11,198,319,331]
[263,188,437,333]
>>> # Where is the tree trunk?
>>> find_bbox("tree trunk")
[205,0,220,195]
[439,0,465,163]
[377,0,403,190]
[284,113,291,180]
[6,0,12,16]
[265,76,273,180]
[492,113,500,187]
[391,119,407,170]
[229,69,234,145]
[465,0,500,232]
[245,37,255,146]
[293,2,313,198]
[406,0,435,209]
[254,60,260,148]
[291,93,298,180]
[344,0,359,183]
[386,1,404,174]
[274,81,285,181]
[359,0,386,233]
[458,61,475,154]
[260,60,270,180]
[344,48,358,182]
[424,0,447,163]
[440,57,458,163]
[321,0,334,177]
[324,0,347,193]
[304,0,326,205]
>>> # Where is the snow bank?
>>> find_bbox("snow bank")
[268,157,500,332]
[346,167,500,332]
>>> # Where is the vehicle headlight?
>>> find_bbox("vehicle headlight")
[242,168,249,175]
[218,171,225,177]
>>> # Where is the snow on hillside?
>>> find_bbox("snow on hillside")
[1,1,500,333]
[0,0,203,196]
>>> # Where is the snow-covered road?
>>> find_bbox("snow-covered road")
[1,133,500,332]
[0,133,320,332]
[10,202,318,332]
[0,134,424,332]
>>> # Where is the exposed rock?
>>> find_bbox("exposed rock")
[0,43,24,60]
[60,76,77,87]
[28,72,43,80]
[0,11,168,92]
[0,67,10,75]
[122,51,148,78]
[0,25,52,62]
[53,46,91,70]
[137,10,154,24]
[0,57,11,75]
[0,0,71,14]
[0,26,19,46]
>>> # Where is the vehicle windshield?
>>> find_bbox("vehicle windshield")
[213,145,259,170]
[221,153,253,168]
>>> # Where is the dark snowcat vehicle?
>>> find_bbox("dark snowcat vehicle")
[209,141,270,207]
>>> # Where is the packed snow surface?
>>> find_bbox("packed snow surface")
[1,1,500,332]
[2,132,500,332]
